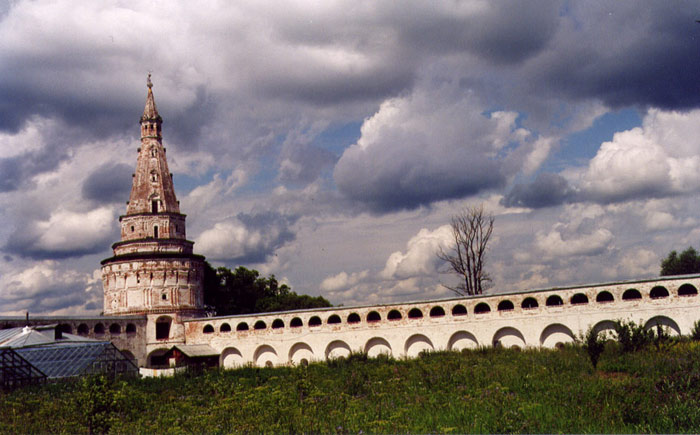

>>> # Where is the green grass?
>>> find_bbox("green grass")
[4,342,700,433]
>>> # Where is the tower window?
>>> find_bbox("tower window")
[154,225,159,238]
[151,173,158,182]
[152,200,158,213]
[130,225,135,232]
[162,294,167,300]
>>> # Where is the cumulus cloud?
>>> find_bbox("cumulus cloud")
[603,248,658,280]
[0,261,101,315]
[532,205,613,258]
[334,84,529,211]
[581,109,700,203]
[195,212,296,264]
[535,226,613,258]
[320,270,369,292]
[5,207,116,259]
[380,226,452,279]
[503,109,700,210]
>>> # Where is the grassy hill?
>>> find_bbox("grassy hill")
[3,341,700,433]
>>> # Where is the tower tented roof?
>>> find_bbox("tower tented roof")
[125,76,181,215]
[141,74,162,122]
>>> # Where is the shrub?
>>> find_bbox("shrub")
[583,327,605,369]
[691,320,700,341]
[614,320,653,353]
[75,375,116,435]
[652,322,671,350]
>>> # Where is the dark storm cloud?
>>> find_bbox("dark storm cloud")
[277,141,338,186]
[336,157,505,213]
[531,4,700,110]
[4,207,116,260]
[164,85,219,151]
[333,85,519,213]
[0,73,137,138]
[0,143,70,192]
[82,162,133,204]
[235,212,297,264]
[262,67,415,107]
[5,231,110,260]
[502,173,576,208]
[395,0,560,65]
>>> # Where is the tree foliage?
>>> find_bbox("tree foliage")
[203,263,331,316]
[660,246,700,276]
[437,205,494,296]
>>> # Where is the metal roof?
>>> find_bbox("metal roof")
[0,326,99,348]
[172,344,219,357]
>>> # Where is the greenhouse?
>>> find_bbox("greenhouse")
[0,325,137,384]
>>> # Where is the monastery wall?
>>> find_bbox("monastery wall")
[171,275,700,368]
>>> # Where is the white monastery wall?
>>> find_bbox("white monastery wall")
[171,275,700,368]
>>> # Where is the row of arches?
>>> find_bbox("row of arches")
[220,333,455,368]
[199,283,699,335]
[57,322,138,336]
[214,315,683,368]
[201,305,468,334]
[474,284,698,314]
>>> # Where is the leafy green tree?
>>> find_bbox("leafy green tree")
[203,263,331,316]
[660,246,700,276]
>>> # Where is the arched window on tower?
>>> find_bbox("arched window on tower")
[153,225,158,238]
[152,200,158,213]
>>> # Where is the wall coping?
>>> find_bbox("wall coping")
[186,274,700,323]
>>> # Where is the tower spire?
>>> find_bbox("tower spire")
[141,73,162,127]
[126,76,179,216]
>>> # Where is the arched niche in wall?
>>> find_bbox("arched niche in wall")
[387,310,402,321]
[596,291,614,303]
[474,302,491,314]
[546,295,563,306]
[497,300,514,311]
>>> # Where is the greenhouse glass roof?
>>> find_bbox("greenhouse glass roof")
[15,342,138,379]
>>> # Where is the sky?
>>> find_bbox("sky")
[2,0,700,315]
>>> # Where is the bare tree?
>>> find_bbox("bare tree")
[437,205,494,296]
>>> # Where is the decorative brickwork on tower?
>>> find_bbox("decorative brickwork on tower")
[101,76,206,349]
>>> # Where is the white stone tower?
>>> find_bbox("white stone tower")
[101,76,205,350]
